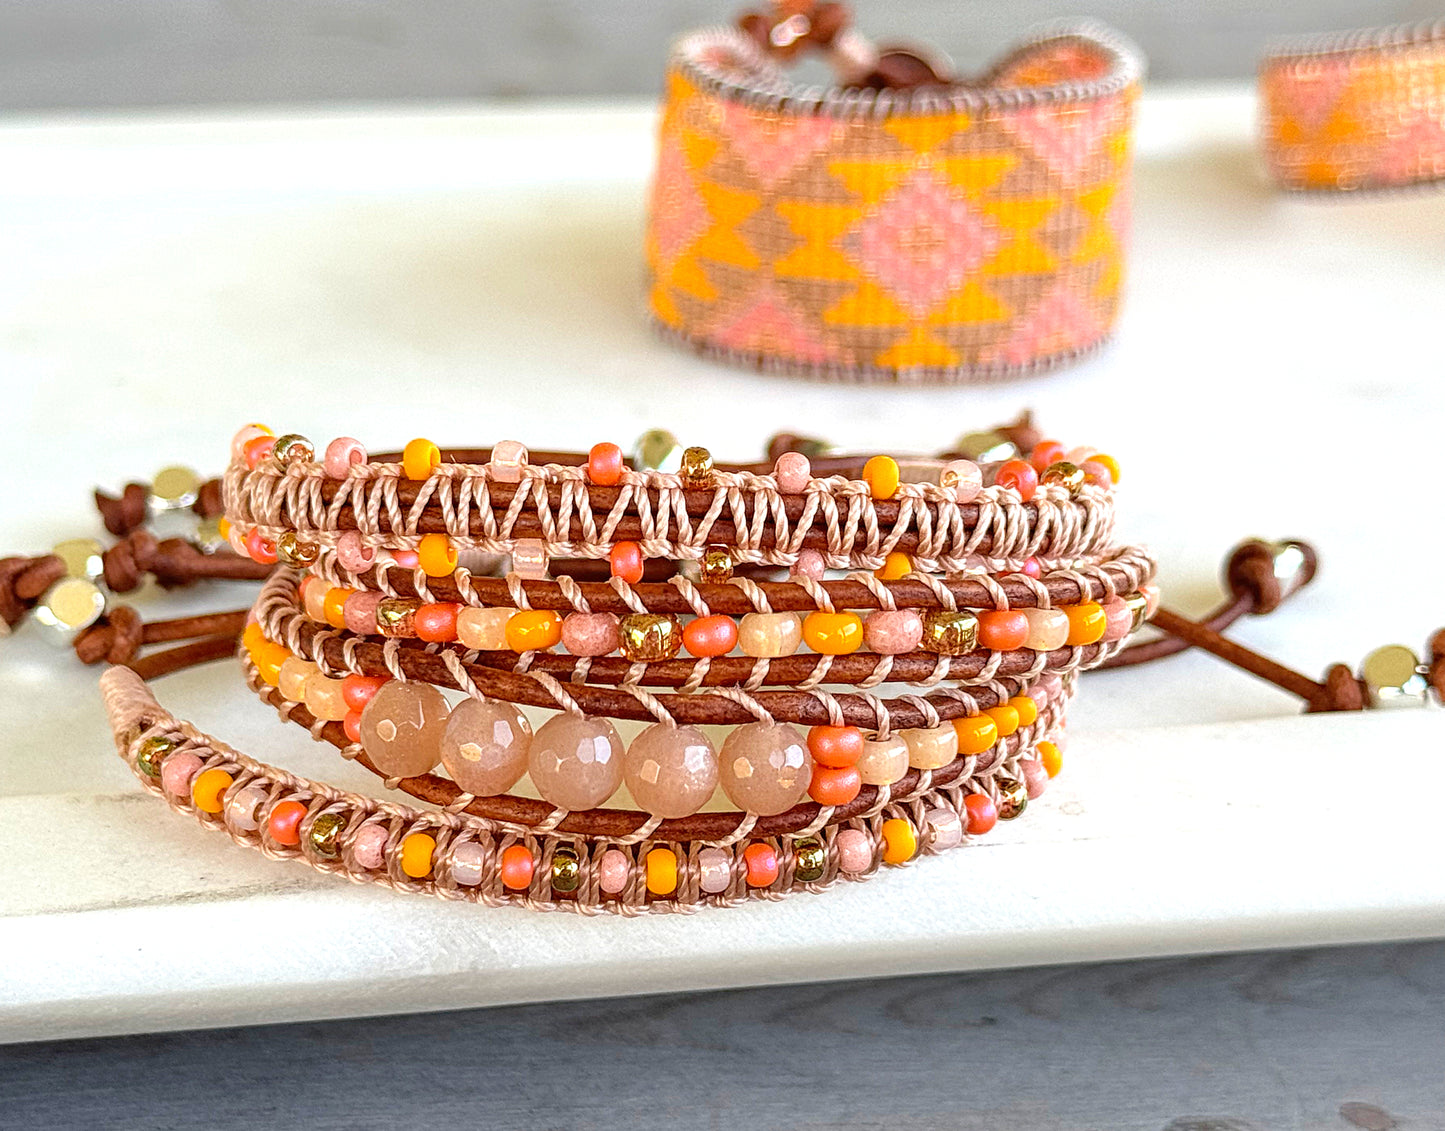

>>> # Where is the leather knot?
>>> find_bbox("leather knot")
[95,483,150,537]
[74,604,144,665]
[1225,539,1317,615]
[1308,662,1367,712]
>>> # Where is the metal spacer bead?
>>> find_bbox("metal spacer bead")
[550,847,582,893]
[618,613,683,662]
[307,812,348,860]
[1041,461,1086,497]
[276,530,319,567]
[701,545,734,583]
[1359,644,1430,708]
[995,776,1029,820]
[272,434,315,464]
[919,610,980,656]
[793,838,827,882]
[376,597,424,637]
[679,446,715,488]
[136,735,178,779]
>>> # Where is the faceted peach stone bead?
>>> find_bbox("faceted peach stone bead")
[856,734,909,785]
[622,723,719,819]
[718,721,812,816]
[1021,607,1069,651]
[864,609,923,655]
[738,612,804,658]
[901,725,958,770]
[456,606,513,651]
[278,656,319,702]
[528,714,624,810]
[304,675,350,722]
[440,697,532,796]
[358,681,449,778]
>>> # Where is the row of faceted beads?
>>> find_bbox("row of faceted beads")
[142,727,1064,897]
[243,621,1062,819]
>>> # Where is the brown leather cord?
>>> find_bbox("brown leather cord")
[75,609,248,665]
[94,478,224,537]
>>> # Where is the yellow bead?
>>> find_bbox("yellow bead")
[862,455,900,500]
[1063,602,1107,646]
[323,587,353,629]
[1038,740,1063,778]
[217,517,232,540]
[505,609,563,652]
[874,551,911,581]
[984,704,1019,738]
[417,533,457,578]
[952,715,998,756]
[253,641,290,686]
[242,621,265,655]
[802,611,864,655]
[402,438,440,481]
[191,767,233,814]
[646,847,678,896]
[880,818,917,864]
[1009,695,1038,727]
[400,832,436,878]
[1090,453,1121,484]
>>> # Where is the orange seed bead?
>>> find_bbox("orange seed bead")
[1009,695,1039,727]
[191,767,233,814]
[953,714,999,756]
[743,843,780,887]
[323,587,354,629]
[977,610,1029,651]
[1038,740,1063,778]
[414,602,461,643]
[646,847,679,896]
[802,611,864,655]
[1063,602,1107,646]
[880,817,918,864]
[402,438,440,481]
[984,704,1019,738]
[809,763,862,806]
[807,725,864,768]
[499,844,534,889]
[609,541,644,585]
[417,533,458,578]
[862,454,900,500]
[505,609,563,652]
[267,799,307,845]
[587,442,625,486]
[400,832,437,878]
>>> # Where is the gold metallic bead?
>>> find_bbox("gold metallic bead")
[194,516,227,555]
[33,578,107,642]
[919,610,980,656]
[276,530,319,567]
[793,839,826,883]
[995,776,1029,820]
[1124,592,1149,632]
[307,811,348,860]
[679,446,715,488]
[701,546,734,583]
[633,429,683,473]
[272,434,315,464]
[618,613,683,662]
[376,597,424,637]
[53,537,105,581]
[149,465,202,511]
[136,735,177,778]
[550,848,581,893]
[1040,461,1086,496]
[955,430,1018,464]
[1359,644,1429,708]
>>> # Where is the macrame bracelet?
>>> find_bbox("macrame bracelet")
[646,4,1143,383]
[1260,19,1445,192]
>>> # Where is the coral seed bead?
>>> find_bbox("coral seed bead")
[267,799,307,845]
[963,793,998,834]
[977,610,1029,651]
[984,704,1019,738]
[494,844,531,889]
[807,725,864,768]
[401,832,437,878]
[1009,695,1039,727]
[414,603,460,643]
[343,711,362,744]
[743,843,780,887]
[995,460,1038,502]
[191,768,233,814]
[609,541,644,585]
[881,818,918,864]
[245,528,277,565]
[342,673,388,711]
[808,763,862,806]
[953,715,999,756]
[1038,740,1063,778]
[1029,440,1066,473]
[587,442,625,486]
[402,439,441,481]
[417,533,457,578]
[802,611,864,655]
[646,848,679,896]
[243,435,276,469]
[683,614,737,658]
[862,455,901,500]
[1063,602,1108,646]
[505,610,563,652]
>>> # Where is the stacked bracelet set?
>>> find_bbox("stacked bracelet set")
[105,423,1157,913]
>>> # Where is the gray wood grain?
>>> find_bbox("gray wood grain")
[0,0,1436,112]
[3,940,1442,1130]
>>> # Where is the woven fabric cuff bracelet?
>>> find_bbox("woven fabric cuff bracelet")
[646,18,1143,383]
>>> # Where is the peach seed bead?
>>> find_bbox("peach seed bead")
[505,609,563,652]
[646,848,679,896]
[587,442,625,486]
[450,841,486,886]
[160,751,203,797]
[1100,596,1134,642]
[278,656,319,702]
[875,551,911,581]
[191,767,233,814]
[489,439,528,483]
[562,611,620,656]
[739,611,804,658]
[305,675,350,722]
[719,721,812,816]
[835,828,872,874]
[773,451,811,493]
[925,807,964,851]
[939,459,983,502]
[802,611,864,655]
[440,697,532,796]
[231,423,272,462]
[901,725,958,770]
[400,832,436,878]
[953,714,999,756]
[789,547,826,581]
[323,587,353,629]
[323,437,366,478]
[352,823,388,869]
[302,579,328,622]
[598,848,631,894]
[1063,602,1107,646]
[225,784,268,832]
[698,847,733,894]
[343,590,383,636]
[857,734,909,785]
[1038,740,1063,777]
[528,714,624,810]
[864,609,922,655]
[336,531,376,574]
[984,703,1019,739]
[499,844,534,889]
[862,454,900,499]
[358,680,449,778]
[880,818,917,864]
[623,723,719,819]
[1009,695,1039,727]
[1020,607,1069,652]
[457,606,514,651]
[402,438,440,481]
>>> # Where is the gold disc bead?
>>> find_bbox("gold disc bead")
[272,434,315,464]
[1359,644,1430,708]
[275,530,319,567]
[679,446,715,488]
[376,597,424,637]
[633,429,683,473]
[149,466,202,511]
[919,610,980,656]
[52,537,105,581]
[618,613,684,662]
[1041,461,1086,497]
[701,546,734,583]
[33,578,107,641]
[793,839,827,883]
[136,735,177,778]
[307,811,348,860]
[995,775,1029,820]
[550,848,582,893]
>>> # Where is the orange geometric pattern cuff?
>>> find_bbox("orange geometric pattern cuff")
[1261,20,1445,192]
[645,22,1143,383]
